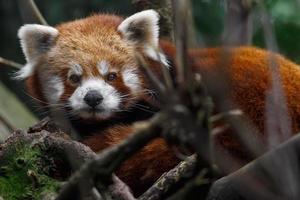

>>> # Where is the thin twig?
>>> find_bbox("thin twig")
[171,0,191,89]
[28,0,48,25]
[259,4,292,148]
[17,0,48,25]
[0,57,23,69]
[109,175,136,200]
[222,0,254,46]
[210,109,243,123]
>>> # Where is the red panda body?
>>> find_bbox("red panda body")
[17,10,300,196]
[82,44,300,195]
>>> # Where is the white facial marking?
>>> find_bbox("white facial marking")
[122,68,141,92]
[97,60,109,75]
[69,79,120,118]
[41,75,64,103]
[68,63,83,78]
[70,63,83,74]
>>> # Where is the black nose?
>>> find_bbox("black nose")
[84,90,103,108]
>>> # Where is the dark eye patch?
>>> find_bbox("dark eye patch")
[106,72,117,81]
[69,74,81,84]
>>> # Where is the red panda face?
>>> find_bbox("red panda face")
[16,10,168,120]
[62,60,142,119]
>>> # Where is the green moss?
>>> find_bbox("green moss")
[0,142,60,200]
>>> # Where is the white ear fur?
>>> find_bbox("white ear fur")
[118,10,159,47]
[118,10,168,66]
[16,24,58,79]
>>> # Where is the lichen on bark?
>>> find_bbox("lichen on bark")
[0,139,60,200]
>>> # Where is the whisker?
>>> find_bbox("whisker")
[22,91,52,105]
[134,103,152,109]
[131,105,156,114]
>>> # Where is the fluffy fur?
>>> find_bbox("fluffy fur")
[117,9,168,65]
[17,24,58,79]
[17,10,300,196]
[82,125,178,194]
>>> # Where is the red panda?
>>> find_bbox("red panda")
[16,10,300,196]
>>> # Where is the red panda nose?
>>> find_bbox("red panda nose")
[84,90,104,108]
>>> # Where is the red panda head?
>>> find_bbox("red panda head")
[16,10,168,120]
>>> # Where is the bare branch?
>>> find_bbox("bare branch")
[109,175,136,200]
[56,114,165,200]
[1,124,138,200]
[210,109,243,123]
[258,4,293,148]
[171,0,194,89]
[0,57,23,69]
[222,0,255,46]
[138,155,197,200]
[17,0,48,25]
[208,134,300,200]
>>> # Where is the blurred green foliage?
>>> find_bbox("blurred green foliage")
[190,0,300,62]
[192,0,225,46]
[1,0,300,118]
[253,0,300,63]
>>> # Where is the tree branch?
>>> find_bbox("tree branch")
[222,0,256,46]
[138,155,197,200]
[0,57,23,69]
[17,0,48,25]
[171,0,193,89]
[56,114,165,200]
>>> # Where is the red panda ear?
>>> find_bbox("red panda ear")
[16,24,58,79]
[118,10,159,47]
[118,10,168,66]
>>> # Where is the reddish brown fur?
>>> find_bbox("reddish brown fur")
[83,45,300,195]
[25,14,147,109]
[191,47,300,134]
[24,14,300,196]
[83,125,179,194]
[54,16,139,105]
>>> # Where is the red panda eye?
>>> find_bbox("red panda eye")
[106,72,117,81]
[69,74,81,84]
